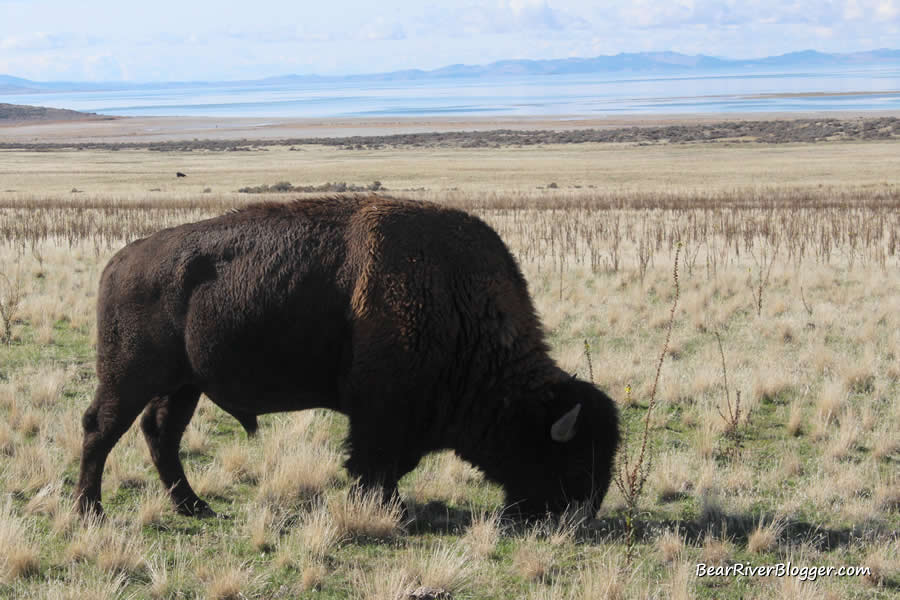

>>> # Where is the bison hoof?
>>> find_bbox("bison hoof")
[176,499,217,518]
[75,496,105,519]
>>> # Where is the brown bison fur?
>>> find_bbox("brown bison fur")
[75,195,619,518]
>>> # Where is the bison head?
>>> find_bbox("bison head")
[480,378,620,518]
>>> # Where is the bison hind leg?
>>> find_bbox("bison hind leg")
[76,382,154,516]
[141,386,216,517]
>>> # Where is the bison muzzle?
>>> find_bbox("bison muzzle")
[75,196,619,518]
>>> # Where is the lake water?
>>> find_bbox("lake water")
[5,66,900,118]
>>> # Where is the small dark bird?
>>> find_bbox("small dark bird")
[176,172,186,178]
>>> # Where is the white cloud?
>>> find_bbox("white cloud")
[416,1,588,37]
[614,0,853,28]
[506,0,566,29]
[844,0,864,19]
[617,0,695,28]
[1,31,102,51]
[359,17,406,40]
[875,0,899,19]
[1,32,63,50]
[2,1,900,81]
[221,27,336,44]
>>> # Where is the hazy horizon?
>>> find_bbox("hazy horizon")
[3,48,900,87]
[2,1,899,82]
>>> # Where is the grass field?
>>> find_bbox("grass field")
[0,136,898,599]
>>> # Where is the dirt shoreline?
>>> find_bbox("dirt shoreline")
[1,111,899,149]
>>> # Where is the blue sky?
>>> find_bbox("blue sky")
[2,0,899,81]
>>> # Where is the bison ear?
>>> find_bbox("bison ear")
[550,403,581,443]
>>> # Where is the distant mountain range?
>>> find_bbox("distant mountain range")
[3,49,900,93]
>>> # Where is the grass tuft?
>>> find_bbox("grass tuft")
[330,486,406,541]
[0,499,41,582]
[747,517,785,554]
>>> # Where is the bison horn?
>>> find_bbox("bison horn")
[550,403,581,442]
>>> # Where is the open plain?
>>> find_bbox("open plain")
[0,116,898,598]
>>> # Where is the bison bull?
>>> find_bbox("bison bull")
[76,196,619,517]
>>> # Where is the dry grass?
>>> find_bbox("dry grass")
[747,517,785,554]
[512,532,556,582]
[95,532,146,576]
[527,578,569,600]
[409,451,483,505]
[0,498,41,582]
[570,551,629,600]
[24,482,61,517]
[545,510,584,547]
[656,527,686,564]
[667,561,694,600]
[189,460,229,499]
[700,531,733,566]
[4,443,56,497]
[244,503,276,553]
[652,451,694,502]
[64,516,147,575]
[350,566,414,600]
[40,569,128,600]
[294,501,346,559]
[28,366,70,409]
[825,411,860,461]
[202,560,257,600]
[411,542,475,594]
[817,379,846,425]
[301,562,329,592]
[219,440,260,484]
[182,420,211,456]
[329,487,406,541]
[146,553,191,599]
[875,476,900,512]
[787,402,804,437]
[0,139,898,598]
[871,425,900,461]
[777,454,803,480]
[255,417,342,508]
[4,135,900,197]
[861,538,899,588]
[463,510,503,559]
[137,488,169,528]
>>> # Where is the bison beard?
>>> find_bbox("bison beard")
[75,195,619,518]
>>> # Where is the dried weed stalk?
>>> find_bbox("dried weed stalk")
[749,238,780,317]
[613,242,681,563]
[715,331,744,459]
[0,268,24,345]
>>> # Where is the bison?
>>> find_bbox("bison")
[75,195,619,518]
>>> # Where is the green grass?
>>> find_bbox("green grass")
[3,317,895,600]
[2,237,899,599]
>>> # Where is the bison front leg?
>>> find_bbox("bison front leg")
[141,386,215,517]
[344,420,421,505]
[75,382,151,516]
